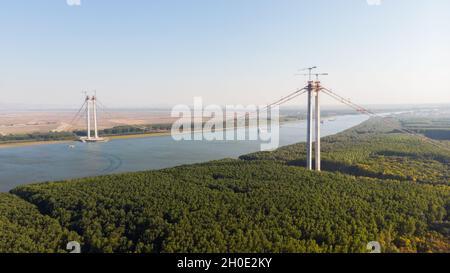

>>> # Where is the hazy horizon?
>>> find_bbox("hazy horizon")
[1,0,449,108]
[1,102,448,112]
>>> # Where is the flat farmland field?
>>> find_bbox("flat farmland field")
[0,110,176,135]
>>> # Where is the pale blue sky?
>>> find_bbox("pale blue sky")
[0,0,449,108]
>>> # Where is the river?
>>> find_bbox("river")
[0,114,368,192]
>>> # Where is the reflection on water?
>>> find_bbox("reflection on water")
[0,115,368,191]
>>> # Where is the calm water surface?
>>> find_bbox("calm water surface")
[0,115,368,191]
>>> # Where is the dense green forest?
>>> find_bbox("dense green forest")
[0,117,449,253]
[0,193,80,253]
[242,118,450,185]
[400,117,450,141]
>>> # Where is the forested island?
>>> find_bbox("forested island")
[0,117,449,253]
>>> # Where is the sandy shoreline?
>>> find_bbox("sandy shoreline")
[0,132,172,149]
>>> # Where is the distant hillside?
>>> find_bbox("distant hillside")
[1,118,449,253]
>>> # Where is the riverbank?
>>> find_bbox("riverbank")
[0,131,172,149]
[0,139,74,149]
[0,118,307,149]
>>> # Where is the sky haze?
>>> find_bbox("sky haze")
[0,0,449,108]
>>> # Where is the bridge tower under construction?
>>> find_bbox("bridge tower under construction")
[79,94,108,143]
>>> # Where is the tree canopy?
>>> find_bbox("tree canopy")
[1,117,449,253]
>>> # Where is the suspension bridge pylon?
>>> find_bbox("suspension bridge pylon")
[306,80,314,170]
[298,67,327,171]
[314,79,324,171]
[79,93,109,143]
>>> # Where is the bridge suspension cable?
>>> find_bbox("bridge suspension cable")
[95,99,115,122]
[65,100,87,134]
[263,87,307,111]
[321,86,450,152]
[230,87,308,122]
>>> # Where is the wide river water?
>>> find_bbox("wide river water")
[0,114,368,192]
